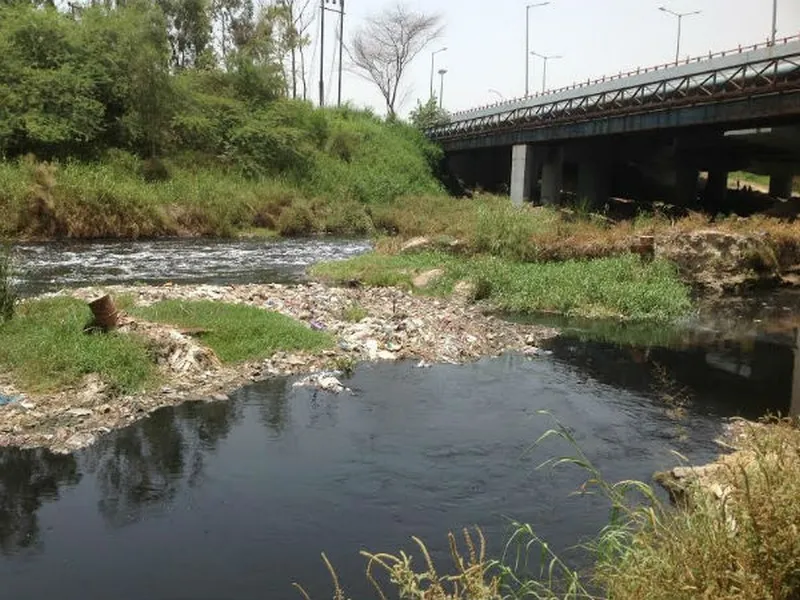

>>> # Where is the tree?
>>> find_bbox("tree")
[408,96,449,130]
[349,2,442,119]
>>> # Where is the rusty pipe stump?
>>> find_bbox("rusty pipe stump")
[88,294,120,332]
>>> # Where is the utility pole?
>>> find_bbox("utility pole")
[319,0,325,107]
[337,0,345,107]
[658,6,701,64]
[525,2,550,97]
[438,69,448,109]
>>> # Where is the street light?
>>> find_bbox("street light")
[659,6,701,64]
[771,0,778,45]
[488,88,505,101]
[526,2,550,96]
[438,68,448,108]
[430,47,448,99]
[530,51,562,94]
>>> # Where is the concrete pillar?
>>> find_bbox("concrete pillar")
[541,148,564,206]
[510,145,533,206]
[705,169,728,214]
[769,173,793,199]
[577,160,611,209]
[674,165,699,207]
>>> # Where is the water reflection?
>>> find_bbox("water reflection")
[82,397,244,527]
[0,449,80,553]
[0,358,727,600]
[536,314,800,418]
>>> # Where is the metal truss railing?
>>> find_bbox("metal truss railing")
[428,37,800,142]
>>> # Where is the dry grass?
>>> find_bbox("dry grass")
[597,418,800,600]
[373,195,800,271]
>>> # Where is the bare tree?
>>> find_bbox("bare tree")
[349,3,443,118]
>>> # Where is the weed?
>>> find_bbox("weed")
[341,302,368,323]
[0,244,17,322]
[329,355,357,377]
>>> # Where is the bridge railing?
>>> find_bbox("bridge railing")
[428,37,800,141]
[448,33,800,121]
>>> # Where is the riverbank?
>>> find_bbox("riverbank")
[305,417,800,599]
[0,282,555,453]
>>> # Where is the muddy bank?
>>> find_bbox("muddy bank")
[0,282,556,453]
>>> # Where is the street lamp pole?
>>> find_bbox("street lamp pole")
[659,6,701,64]
[438,69,448,108]
[430,47,448,99]
[525,2,550,97]
[531,51,562,94]
[771,0,778,45]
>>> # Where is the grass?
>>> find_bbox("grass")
[340,302,368,323]
[0,244,16,322]
[313,251,692,321]
[0,297,156,394]
[131,300,333,363]
[301,418,800,600]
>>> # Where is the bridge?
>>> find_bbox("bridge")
[427,35,800,210]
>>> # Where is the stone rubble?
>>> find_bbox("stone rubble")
[0,282,557,454]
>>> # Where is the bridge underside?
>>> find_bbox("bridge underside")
[442,90,800,210]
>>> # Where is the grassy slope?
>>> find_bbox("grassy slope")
[0,107,443,240]
[0,297,156,394]
[132,300,332,363]
[313,251,691,321]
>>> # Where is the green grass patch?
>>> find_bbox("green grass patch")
[313,251,692,322]
[0,297,156,394]
[132,300,332,363]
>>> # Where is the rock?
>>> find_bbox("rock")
[656,230,780,292]
[399,237,432,254]
[211,393,228,402]
[66,408,93,418]
[412,268,445,289]
[364,339,379,360]
[377,350,397,361]
[415,360,432,369]
[451,280,477,306]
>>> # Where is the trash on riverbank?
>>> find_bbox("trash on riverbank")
[0,282,557,454]
[0,393,20,406]
[292,372,349,394]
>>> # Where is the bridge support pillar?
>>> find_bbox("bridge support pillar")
[577,160,611,209]
[705,169,728,214]
[769,173,794,198]
[675,166,699,207]
[541,148,564,206]
[510,145,539,206]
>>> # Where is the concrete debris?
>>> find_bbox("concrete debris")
[1,281,557,454]
[412,268,445,289]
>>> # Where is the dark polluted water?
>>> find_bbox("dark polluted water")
[0,356,735,600]
[12,238,372,296]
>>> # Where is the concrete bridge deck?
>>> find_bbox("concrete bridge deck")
[428,36,800,210]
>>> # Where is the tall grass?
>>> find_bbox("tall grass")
[0,244,16,322]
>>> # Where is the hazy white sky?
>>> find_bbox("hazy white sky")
[310,0,800,116]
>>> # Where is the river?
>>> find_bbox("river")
[1,239,798,599]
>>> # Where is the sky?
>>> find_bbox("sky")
[309,0,800,117]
